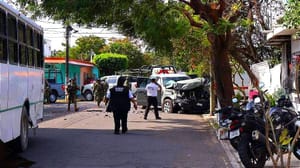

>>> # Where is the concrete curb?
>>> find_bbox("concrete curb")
[202,114,243,168]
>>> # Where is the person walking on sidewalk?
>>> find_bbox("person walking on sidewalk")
[105,77,137,134]
[67,78,79,112]
[144,76,162,120]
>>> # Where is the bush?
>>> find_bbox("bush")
[93,53,128,76]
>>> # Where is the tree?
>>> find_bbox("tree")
[100,38,146,69]
[172,27,210,75]
[16,0,270,107]
[93,53,128,76]
[283,0,300,29]
[75,35,106,61]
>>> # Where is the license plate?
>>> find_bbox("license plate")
[229,129,240,139]
[217,127,229,140]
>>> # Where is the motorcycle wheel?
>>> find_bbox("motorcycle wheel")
[230,137,241,151]
[293,140,300,160]
[238,133,267,168]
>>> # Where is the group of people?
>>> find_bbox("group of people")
[66,76,162,135]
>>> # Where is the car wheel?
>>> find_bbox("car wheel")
[163,99,173,113]
[84,90,93,101]
[49,91,57,103]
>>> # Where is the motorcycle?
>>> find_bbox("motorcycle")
[254,96,300,156]
[216,98,248,150]
[238,95,300,168]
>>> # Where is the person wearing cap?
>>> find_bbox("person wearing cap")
[105,77,137,134]
[144,76,162,120]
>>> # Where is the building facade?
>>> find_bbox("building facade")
[44,57,99,87]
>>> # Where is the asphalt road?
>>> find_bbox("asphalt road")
[20,101,232,168]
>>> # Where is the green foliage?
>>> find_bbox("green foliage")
[93,53,128,76]
[172,28,210,74]
[75,36,106,61]
[283,0,300,29]
[129,1,190,54]
[100,39,146,68]
[213,18,235,35]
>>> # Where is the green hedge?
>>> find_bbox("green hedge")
[93,53,128,76]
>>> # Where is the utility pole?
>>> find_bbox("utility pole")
[65,25,73,101]
[66,25,71,85]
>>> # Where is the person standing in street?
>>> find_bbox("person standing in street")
[67,78,79,112]
[44,80,51,104]
[144,76,162,120]
[105,77,137,134]
[93,79,105,107]
[101,78,109,98]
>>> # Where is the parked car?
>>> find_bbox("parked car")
[44,69,65,103]
[81,75,138,101]
[80,83,94,101]
[135,73,191,113]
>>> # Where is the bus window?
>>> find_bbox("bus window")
[28,48,33,67]
[8,41,17,64]
[7,14,16,40]
[33,50,37,67]
[18,21,25,43]
[0,9,5,35]
[0,38,7,63]
[19,44,26,66]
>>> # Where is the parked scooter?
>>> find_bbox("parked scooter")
[216,98,249,150]
[238,95,300,168]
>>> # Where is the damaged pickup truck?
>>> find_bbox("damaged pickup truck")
[170,77,210,114]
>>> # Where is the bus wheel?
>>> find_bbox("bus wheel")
[16,106,29,152]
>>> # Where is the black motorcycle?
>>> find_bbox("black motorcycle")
[215,103,246,150]
[238,96,300,168]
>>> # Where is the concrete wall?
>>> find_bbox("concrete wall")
[292,39,300,54]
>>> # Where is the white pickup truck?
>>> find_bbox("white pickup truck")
[135,73,191,113]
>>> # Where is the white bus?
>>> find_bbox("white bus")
[0,1,44,151]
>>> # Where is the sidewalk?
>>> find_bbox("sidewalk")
[202,114,300,168]
[202,114,243,168]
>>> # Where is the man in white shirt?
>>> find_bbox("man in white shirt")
[144,76,162,120]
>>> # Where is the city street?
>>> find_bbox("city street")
[20,101,233,168]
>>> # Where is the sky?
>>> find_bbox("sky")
[37,20,125,51]
[3,0,125,51]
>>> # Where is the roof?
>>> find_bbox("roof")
[266,26,298,46]
[150,73,189,78]
[45,57,95,67]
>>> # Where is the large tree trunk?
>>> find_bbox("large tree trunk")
[210,35,234,108]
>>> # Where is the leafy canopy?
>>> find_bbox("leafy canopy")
[283,0,300,29]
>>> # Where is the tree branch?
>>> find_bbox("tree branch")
[231,51,259,87]
[180,8,203,28]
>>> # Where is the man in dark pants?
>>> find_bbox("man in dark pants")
[105,77,137,134]
[144,76,162,120]
[67,78,79,112]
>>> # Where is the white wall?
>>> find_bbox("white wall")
[292,39,300,54]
